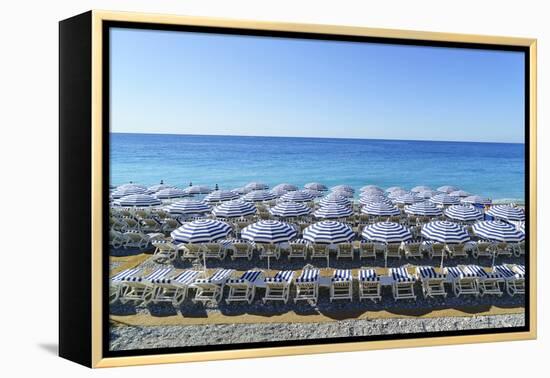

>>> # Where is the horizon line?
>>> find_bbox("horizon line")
[109,131,525,145]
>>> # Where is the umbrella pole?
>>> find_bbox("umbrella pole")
[440,247,445,270]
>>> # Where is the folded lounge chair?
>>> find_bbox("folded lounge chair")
[358,268,381,302]
[294,267,320,304]
[109,267,142,304]
[445,266,479,297]
[118,267,174,305]
[463,265,503,296]
[149,269,202,306]
[263,270,295,303]
[193,269,235,304]
[225,270,265,304]
[389,267,417,300]
[493,265,525,296]
[330,269,353,302]
[416,266,447,298]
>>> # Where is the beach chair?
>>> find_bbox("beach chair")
[160,218,179,233]
[388,267,417,300]
[464,265,503,296]
[263,270,295,303]
[401,240,426,259]
[288,240,309,260]
[493,265,525,296]
[336,243,354,260]
[121,217,140,231]
[428,243,446,260]
[445,266,479,297]
[118,267,174,305]
[110,217,127,232]
[123,231,151,249]
[225,270,265,304]
[149,269,202,306]
[294,266,320,304]
[109,230,126,249]
[193,269,235,304]
[358,268,381,302]
[494,242,513,258]
[509,242,524,257]
[472,240,494,259]
[229,240,254,260]
[359,241,376,259]
[140,218,161,233]
[330,269,353,302]
[416,266,447,298]
[257,243,281,260]
[385,243,402,260]
[151,239,183,263]
[181,243,204,261]
[445,242,476,259]
[109,267,142,304]
[203,243,227,260]
[310,244,329,263]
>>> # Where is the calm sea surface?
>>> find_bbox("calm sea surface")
[110,133,525,202]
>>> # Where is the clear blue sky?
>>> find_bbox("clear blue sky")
[110,28,525,143]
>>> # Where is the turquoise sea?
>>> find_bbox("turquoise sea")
[110,133,525,203]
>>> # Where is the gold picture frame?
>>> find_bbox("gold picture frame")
[59,10,537,368]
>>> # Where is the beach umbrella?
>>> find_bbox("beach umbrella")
[461,195,492,206]
[304,182,328,191]
[361,202,400,216]
[183,185,212,195]
[272,183,298,192]
[242,190,277,202]
[212,200,257,218]
[319,194,351,208]
[360,185,384,193]
[486,205,525,221]
[111,186,147,199]
[437,185,459,193]
[418,190,442,199]
[429,193,460,206]
[245,182,269,190]
[231,186,251,195]
[394,193,423,205]
[444,205,483,222]
[387,189,409,199]
[280,190,315,203]
[472,221,525,243]
[166,199,211,216]
[359,195,392,206]
[386,186,404,193]
[269,202,311,218]
[421,220,470,268]
[269,187,289,197]
[515,221,526,234]
[314,203,354,219]
[113,194,161,207]
[331,189,355,198]
[241,220,297,269]
[117,183,147,190]
[411,185,432,193]
[360,187,385,196]
[331,185,355,194]
[303,189,324,198]
[303,221,354,244]
[204,190,239,203]
[155,188,189,199]
[449,190,471,198]
[362,221,412,267]
[146,183,174,194]
[404,201,443,216]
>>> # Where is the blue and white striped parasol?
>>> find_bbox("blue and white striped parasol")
[411,185,432,193]
[212,200,257,218]
[242,190,277,202]
[360,185,384,193]
[361,202,400,216]
[272,183,298,192]
[111,186,147,199]
[270,187,289,197]
[304,182,328,191]
[113,194,161,207]
[404,201,442,216]
[472,221,525,242]
[303,221,354,244]
[280,190,315,203]
[359,194,392,206]
[394,193,423,205]
[313,203,354,219]
[117,183,147,190]
[449,190,471,198]
[362,222,412,243]
[486,205,525,221]
[231,187,250,195]
[421,221,470,244]
[146,183,174,194]
[155,188,189,199]
[387,189,409,199]
[171,219,232,244]
[183,185,212,195]
[461,195,492,206]
[418,190,442,199]
[386,186,404,193]
[241,220,297,244]
[204,190,240,203]
[303,189,324,198]
[269,202,311,217]
[444,204,483,221]
[429,193,460,205]
[331,189,355,198]
[165,199,211,216]
[330,185,355,194]
[319,194,351,208]
[437,185,459,193]
[245,182,269,191]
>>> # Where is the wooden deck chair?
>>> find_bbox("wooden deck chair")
[493,265,524,296]
[151,240,183,263]
[388,267,417,300]
[464,265,503,296]
[385,243,402,259]
[472,240,494,259]
[358,268,381,302]
[288,241,309,260]
[122,216,140,231]
[140,218,161,233]
[359,241,376,259]
[401,241,425,259]
[445,266,479,297]
[193,269,235,304]
[494,242,513,258]
[203,243,227,260]
[123,231,150,249]
[109,230,126,249]
[181,243,204,261]
[336,243,354,260]
[428,242,446,259]
[109,267,142,304]
[416,266,447,298]
[509,242,523,257]
[330,269,353,302]
[149,269,202,306]
[160,218,179,233]
[294,266,320,304]
[118,267,174,305]
[230,240,253,260]
[110,217,127,232]
[225,270,265,304]
[310,244,329,262]
[133,209,149,219]
[445,242,476,259]
[263,270,295,303]
[257,243,281,260]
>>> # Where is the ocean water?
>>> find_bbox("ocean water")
[110,133,525,203]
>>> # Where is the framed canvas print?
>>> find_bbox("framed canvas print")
[59,10,537,368]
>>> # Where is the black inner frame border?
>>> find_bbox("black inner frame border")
[102,20,531,359]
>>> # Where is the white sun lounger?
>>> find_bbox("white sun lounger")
[203,243,227,260]
[288,240,309,260]
[389,267,417,300]
[463,265,503,296]
[359,241,377,259]
[149,269,202,306]
[493,265,525,296]
[294,267,320,304]
[109,230,126,249]
[225,270,265,304]
[263,270,295,303]
[471,240,493,259]
[330,269,353,302]
[257,243,281,260]
[109,267,142,304]
[151,240,184,263]
[358,268,381,302]
[445,266,479,297]
[416,266,447,298]
[336,243,354,260]
[193,269,235,304]
[118,267,174,305]
[227,239,254,260]
[445,242,476,259]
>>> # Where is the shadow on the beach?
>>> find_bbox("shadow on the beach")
[109,302,138,315]
[148,303,178,317]
[177,302,208,318]
[110,246,155,257]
